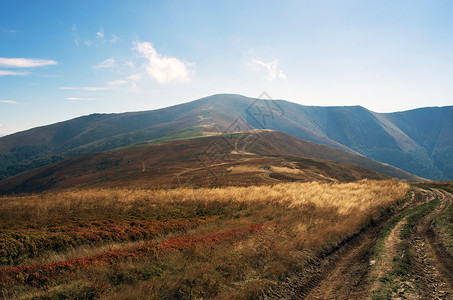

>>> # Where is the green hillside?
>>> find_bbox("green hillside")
[0,130,421,194]
[0,94,451,180]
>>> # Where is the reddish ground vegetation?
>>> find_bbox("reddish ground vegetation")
[0,224,266,288]
[0,217,216,265]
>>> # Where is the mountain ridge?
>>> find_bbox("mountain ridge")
[0,94,451,180]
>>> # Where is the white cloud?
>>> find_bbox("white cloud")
[0,57,57,68]
[248,58,286,81]
[94,58,115,68]
[107,80,128,86]
[84,40,92,47]
[96,28,119,44]
[96,28,104,39]
[134,41,194,84]
[0,70,28,76]
[0,100,18,104]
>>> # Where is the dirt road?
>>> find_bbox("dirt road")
[409,188,453,299]
[264,187,453,299]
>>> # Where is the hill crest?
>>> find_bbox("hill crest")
[0,94,451,180]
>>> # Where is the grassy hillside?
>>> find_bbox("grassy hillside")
[383,107,453,179]
[0,94,451,180]
[0,180,409,299]
[0,95,255,180]
[0,130,421,194]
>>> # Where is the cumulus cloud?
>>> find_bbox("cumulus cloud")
[0,57,57,68]
[248,58,286,81]
[94,58,115,68]
[0,70,28,76]
[134,41,194,84]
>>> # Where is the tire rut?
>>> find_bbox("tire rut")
[300,188,435,300]
[262,187,453,299]
[263,189,421,300]
[409,188,453,299]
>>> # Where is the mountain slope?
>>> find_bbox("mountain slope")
[0,94,451,180]
[257,100,452,179]
[382,107,453,179]
[0,130,421,194]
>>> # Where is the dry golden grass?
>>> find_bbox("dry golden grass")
[227,164,265,174]
[0,180,409,299]
[270,166,303,175]
[0,180,408,219]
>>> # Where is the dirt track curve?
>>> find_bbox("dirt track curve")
[410,188,453,299]
[263,187,453,299]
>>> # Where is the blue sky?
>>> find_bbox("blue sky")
[1,0,453,135]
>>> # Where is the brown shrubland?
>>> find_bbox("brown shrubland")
[0,180,409,299]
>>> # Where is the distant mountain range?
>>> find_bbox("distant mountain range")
[0,94,452,182]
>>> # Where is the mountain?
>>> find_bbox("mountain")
[0,130,421,194]
[267,101,453,180]
[0,94,451,180]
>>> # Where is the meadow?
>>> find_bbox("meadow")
[0,180,409,299]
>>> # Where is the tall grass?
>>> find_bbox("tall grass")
[0,180,409,299]
[0,180,407,221]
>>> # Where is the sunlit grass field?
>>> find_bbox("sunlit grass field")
[0,180,409,299]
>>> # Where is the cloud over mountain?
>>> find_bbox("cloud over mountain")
[134,41,194,84]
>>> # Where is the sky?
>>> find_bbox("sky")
[1,0,453,135]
